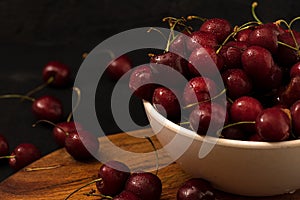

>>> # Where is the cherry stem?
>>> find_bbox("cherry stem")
[183,88,227,109]
[0,155,15,159]
[145,136,159,175]
[186,15,207,22]
[147,27,168,41]
[32,120,69,136]
[165,17,187,52]
[24,76,54,98]
[0,94,35,102]
[217,121,256,137]
[289,16,300,28]
[251,2,263,24]
[276,19,300,50]
[99,49,116,60]
[24,164,63,172]
[66,87,81,122]
[64,178,106,200]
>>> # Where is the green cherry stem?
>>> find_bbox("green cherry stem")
[32,120,69,136]
[186,15,207,22]
[276,19,300,51]
[0,94,35,102]
[289,16,300,28]
[0,155,15,159]
[64,178,107,200]
[147,27,168,41]
[66,87,81,122]
[24,76,55,98]
[217,121,256,137]
[251,2,263,24]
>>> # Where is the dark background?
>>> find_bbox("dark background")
[0,0,299,181]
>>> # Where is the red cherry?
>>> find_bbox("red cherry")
[277,31,300,66]
[255,107,291,141]
[199,18,232,43]
[96,160,131,196]
[186,31,218,52]
[42,61,71,87]
[31,95,63,122]
[0,134,9,158]
[106,55,132,81]
[53,121,82,147]
[8,143,41,170]
[290,100,300,137]
[113,190,141,200]
[290,62,300,78]
[235,29,252,42]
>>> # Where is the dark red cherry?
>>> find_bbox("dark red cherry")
[290,100,300,137]
[152,87,181,123]
[199,18,232,43]
[221,126,248,140]
[42,61,71,87]
[177,178,216,200]
[248,26,278,54]
[8,143,41,170]
[248,133,264,141]
[186,31,218,52]
[150,51,189,86]
[106,55,132,81]
[277,76,300,107]
[169,32,189,57]
[113,190,141,200]
[53,121,82,147]
[188,46,223,77]
[0,134,9,158]
[290,62,300,78]
[277,31,300,66]
[189,102,228,135]
[183,77,218,108]
[255,107,291,141]
[222,69,252,100]
[125,172,162,200]
[64,130,99,160]
[96,160,130,196]
[220,41,249,69]
[235,29,252,42]
[31,95,63,122]
[129,65,157,102]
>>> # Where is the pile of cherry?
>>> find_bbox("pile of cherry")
[129,2,300,142]
[0,61,99,171]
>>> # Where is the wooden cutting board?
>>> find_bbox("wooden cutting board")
[0,128,299,200]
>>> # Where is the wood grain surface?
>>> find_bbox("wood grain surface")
[0,128,299,200]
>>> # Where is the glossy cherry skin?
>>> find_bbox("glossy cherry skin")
[113,190,141,200]
[152,87,181,123]
[277,31,300,66]
[277,76,300,107]
[107,55,132,81]
[31,95,63,122]
[0,134,9,158]
[290,62,300,78]
[189,102,228,135]
[188,46,223,78]
[9,143,41,170]
[248,26,278,54]
[177,178,216,200]
[199,18,232,43]
[235,29,252,42]
[255,107,291,141]
[186,31,218,52]
[222,69,252,100]
[290,100,300,137]
[125,172,162,200]
[52,121,82,147]
[183,77,218,108]
[42,61,71,87]
[129,65,157,102]
[96,160,131,196]
[64,130,99,160]
[221,126,248,140]
[220,41,248,69]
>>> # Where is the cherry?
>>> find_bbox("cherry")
[277,31,300,66]
[106,55,133,81]
[186,31,218,52]
[188,46,224,78]
[5,143,41,170]
[277,76,300,107]
[152,87,181,123]
[129,65,157,102]
[31,95,63,122]
[189,102,228,135]
[199,18,232,43]
[290,61,300,78]
[125,172,162,200]
[290,100,300,137]
[248,133,264,141]
[221,126,248,140]
[169,31,189,57]
[113,190,141,200]
[235,28,252,42]
[0,134,9,159]
[150,51,189,86]
[230,96,263,133]
[177,178,216,200]
[222,69,252,100]
[259,22,285,36]
[255,107,291,141]
[96,160,131,196]
[183,77,218,108]
[248,26,278,54]
[42,61,71,87]
[52,121,82,147]
[219,41,248,69]
[64,130,99,161]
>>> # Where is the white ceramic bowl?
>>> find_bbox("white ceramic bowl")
[143,100,300,197]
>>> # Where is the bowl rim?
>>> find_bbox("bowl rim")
[143,100,300,150]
